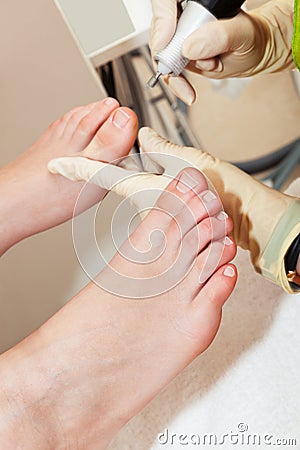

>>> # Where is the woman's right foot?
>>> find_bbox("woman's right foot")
[49,168,237,446]
[0,168,237,450]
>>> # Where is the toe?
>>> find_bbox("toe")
[70,98,120,149]
[169,187,224,240]
[47,105,90,139]
[61,103,98,139]
[186,264,237,348]
[192,264,237,312]
[154,168,209,223]
[81,106,138,162]
[165,210,233,287]
[135,168,209,245]
[181,214,233,264]
[189,236,237,288]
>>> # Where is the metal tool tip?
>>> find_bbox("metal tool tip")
[147,72,162,89]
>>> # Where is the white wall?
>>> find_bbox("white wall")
[0,0,106,352]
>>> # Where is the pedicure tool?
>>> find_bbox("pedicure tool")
[147,0,246,88]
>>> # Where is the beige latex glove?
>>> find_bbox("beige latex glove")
[285,177,300,277]
[150,0,295,104]
[48,127,300,293]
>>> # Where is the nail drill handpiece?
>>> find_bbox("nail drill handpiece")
[147,0,245,88]
[147,72,162,89]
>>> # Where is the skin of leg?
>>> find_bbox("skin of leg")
[0,98,138,255]
[0,168,237,450]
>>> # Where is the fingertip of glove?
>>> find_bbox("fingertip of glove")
[167,77,196,105]
[47,157,83,181]
[138,126,158,140]
[47,158,61,174]
[138,127,165,150]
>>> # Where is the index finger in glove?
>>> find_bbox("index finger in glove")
[48,157,136,191]
[48,156,169,212]
[150,0,183,56]
[150,0,197,104]
[139,127,206,172]
[182,10,264,79]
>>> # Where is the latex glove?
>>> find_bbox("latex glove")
[150,0,295,104]
[49,127,300,294]
[138,127,300,294]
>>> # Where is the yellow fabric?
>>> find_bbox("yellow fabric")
[293,0,300,69]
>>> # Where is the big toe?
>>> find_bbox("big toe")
[68,98,120,148]
[134,167,210,244]
[82,107,138,162]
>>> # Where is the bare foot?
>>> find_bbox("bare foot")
[0,99,138,253]
[0,168,237,449]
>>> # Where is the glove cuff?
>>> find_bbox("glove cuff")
[258,199,300,293]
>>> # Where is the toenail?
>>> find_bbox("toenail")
[223,236,234,246]
[105,97,117,105]
[176,171,200,193]
[217,211,228,221]
[201,190,217,203]
[224,266,235,278]
[113,110,130,129]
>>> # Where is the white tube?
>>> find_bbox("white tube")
[155,1,217,76]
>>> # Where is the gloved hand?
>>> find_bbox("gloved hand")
[48,127,300,293]
[150,0,295,104]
